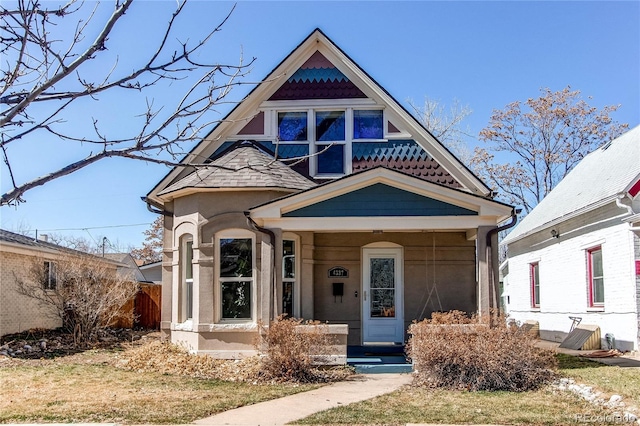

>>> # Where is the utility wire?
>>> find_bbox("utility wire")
[27,222,152,232]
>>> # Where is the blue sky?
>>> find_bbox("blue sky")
[1,1,639,251]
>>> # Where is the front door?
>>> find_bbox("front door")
[362,247,404,344]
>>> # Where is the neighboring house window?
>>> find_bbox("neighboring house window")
[587,246,604,307]
[219,232,254,320]
[282,239,296,317]
[277,108,384,178]
[530,262,540,308]
[180,235,194,322]
[43,261,57,290]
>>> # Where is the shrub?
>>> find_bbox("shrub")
[256,315,343,383]
[407,311,557,391]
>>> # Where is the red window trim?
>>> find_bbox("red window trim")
[530,262,540,308]
[587,246,604,308]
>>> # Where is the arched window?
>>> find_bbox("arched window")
[180,234,194,322]
[217,230,255,321]
[282,233,300,318]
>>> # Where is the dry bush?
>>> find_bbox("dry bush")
[407,311,557,392]
[256,315,347,383]
[14,253,139,345]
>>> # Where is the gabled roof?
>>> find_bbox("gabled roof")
[157,141,316,200]
[249,166,513,232]
[504,125,640,244]
[147,28,491,205]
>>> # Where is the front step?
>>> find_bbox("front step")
[347,348,413,374]
[350,362,413,374]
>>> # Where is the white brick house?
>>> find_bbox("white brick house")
[503,126,640,351]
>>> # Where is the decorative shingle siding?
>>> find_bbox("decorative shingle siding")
[283,183,477,218]
[268,51,366,100]
[212,140,461,188]
[352,140,461,188]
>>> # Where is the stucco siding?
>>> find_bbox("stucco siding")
[0,251,62,337]
[506,204,638,351]
[312,232,476,345]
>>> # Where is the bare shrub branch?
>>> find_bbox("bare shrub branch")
[13,251,139,345]
[1,0,254,206]
[407,310,557,391]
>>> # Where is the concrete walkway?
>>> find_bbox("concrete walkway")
[194,373,412,426]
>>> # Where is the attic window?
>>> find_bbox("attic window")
[354,110,383,139]
[278,112,307,141]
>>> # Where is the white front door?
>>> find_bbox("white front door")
[362,247,404,344]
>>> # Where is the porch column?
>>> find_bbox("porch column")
[477,226,498,316]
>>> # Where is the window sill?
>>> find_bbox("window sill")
[198,323,258,333]
[586,307,605,312]
[530,307,540,311]
[172,320,194,331]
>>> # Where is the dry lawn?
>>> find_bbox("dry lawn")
[0,347,318,424]
[297,386,624,425]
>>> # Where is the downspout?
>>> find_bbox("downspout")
[244,211,277,322]
[141,196,172,216]
[615,195,640,231]
[486,208,520,312]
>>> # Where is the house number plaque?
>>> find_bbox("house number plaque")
[328,266,349,278]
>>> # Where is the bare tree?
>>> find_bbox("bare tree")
[130,216,163,264]
[408,97,473,161]
[1,0,254,206]
[471,87,628,213]
[14,251,139,344]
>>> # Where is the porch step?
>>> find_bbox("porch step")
[347,346,413,374]
[350,362,413,374]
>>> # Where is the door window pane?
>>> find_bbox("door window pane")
[370,258,395,318]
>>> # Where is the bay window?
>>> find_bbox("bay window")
[218,232,254,321]
[180,235,194,322]
[282,239,296,317]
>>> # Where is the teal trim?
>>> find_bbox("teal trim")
[283,183,477,217]
[288,67,348,83]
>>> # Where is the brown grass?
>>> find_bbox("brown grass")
[0,343,317,424]
[297,386,624,425]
